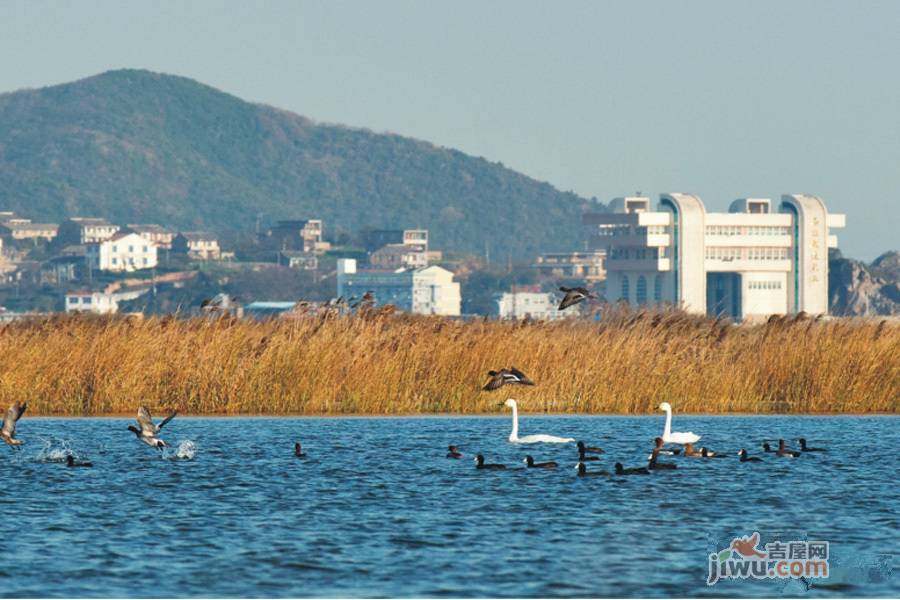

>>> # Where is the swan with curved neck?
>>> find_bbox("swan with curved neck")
[501,398,574,444]
[659,402,700,445]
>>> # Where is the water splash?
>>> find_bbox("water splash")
[162,440,197,460]
[31,437,74,463]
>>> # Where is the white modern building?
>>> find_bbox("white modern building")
[85,232,158,272]
[65,288,149,314]
[336,259,461,316]
[497,285,566,320]
[584,194,846,320]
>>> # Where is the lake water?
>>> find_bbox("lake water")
[1,415,897,598]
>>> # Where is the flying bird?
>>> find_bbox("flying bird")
[558,287,596,310]
[128,406,177,449]
[1,401,27,445]
[483,367,535,391]
[352,291,375,310]
[200,294,237,313]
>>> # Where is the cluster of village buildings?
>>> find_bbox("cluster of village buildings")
[0,214,329,314]
[339,192,847,322]
[0,191,848,321]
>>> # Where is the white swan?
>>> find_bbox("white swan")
[501,398,574,444]
[659,401,700,445]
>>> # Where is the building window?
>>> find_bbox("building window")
[83,297,92,304]
[636,275,648,305]
[143,246,148,252]
[654,275,663,302]
[620,275,630,302]
[112,245,117,252]
[112,258,118,265]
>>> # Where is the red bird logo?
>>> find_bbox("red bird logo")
[730,532,767,559]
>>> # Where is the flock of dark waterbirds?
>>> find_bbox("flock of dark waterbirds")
[2,361,827,472]
[451,432,826,479]
[459,367,828,478]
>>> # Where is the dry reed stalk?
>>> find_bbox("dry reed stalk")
[0,310,896,416]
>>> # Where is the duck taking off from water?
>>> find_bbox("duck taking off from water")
[128,406,177,449]
[1,401,26,446]
[558,287,596,310]
[500,399,575,444]
[483,367,535,391]
[658,402,700,445]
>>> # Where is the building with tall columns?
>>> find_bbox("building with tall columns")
[583,194,845,320]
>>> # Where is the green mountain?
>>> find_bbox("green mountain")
[0,69,594,259]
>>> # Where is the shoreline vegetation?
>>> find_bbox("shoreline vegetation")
[1,310,897,416]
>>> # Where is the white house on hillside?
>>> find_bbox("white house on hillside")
[57,217,120,245]
[126,224,175,249]
[65,288,150,314]
[85,232,158,272]
[497,286,565,320]
[172,232,222,260]
[336,259,461,316]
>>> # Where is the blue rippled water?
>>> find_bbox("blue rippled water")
[1,415,897,598]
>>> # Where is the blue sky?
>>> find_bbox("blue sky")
[1,0,897,260]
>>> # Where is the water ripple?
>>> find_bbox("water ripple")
[0,415,897,597]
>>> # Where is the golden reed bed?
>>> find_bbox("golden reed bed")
[1,309,897,416]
